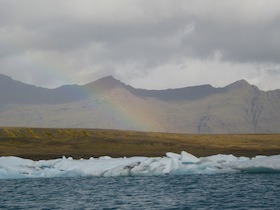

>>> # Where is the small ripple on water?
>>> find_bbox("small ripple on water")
[0,174,279,209]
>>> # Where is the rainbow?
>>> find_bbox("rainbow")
[79,85,165,132]
[3,49,164,131]
[31,67,166,132]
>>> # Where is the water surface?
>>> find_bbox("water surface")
[1,174,279,209]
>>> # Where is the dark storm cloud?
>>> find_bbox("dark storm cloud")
[0,1,187,63]
[1,0,279,64]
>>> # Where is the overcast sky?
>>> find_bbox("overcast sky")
[0,0,280,90]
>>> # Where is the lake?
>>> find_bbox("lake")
[1,174,279,209]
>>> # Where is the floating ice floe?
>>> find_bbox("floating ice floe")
[0,151,280,179]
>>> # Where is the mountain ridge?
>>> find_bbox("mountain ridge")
[0,73,270,104]
[0,73,279,134]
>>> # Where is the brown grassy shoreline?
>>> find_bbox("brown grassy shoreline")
[0,127,280,160]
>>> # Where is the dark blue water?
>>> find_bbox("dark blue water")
[0,174,279,209]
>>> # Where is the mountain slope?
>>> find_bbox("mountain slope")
[0,74,87,104]
[0,74,279,133]
[0,74,225,103]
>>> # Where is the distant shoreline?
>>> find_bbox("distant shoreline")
[0,127,280,160]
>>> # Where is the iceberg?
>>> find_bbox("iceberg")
[0,151,280,179]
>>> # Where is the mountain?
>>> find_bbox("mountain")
[0,74,86,104]
[0,73,280,134]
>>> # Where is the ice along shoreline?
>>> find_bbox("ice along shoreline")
[1,151,280,179]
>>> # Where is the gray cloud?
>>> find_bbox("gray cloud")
[0,0,280,90]
[182,16,280,63]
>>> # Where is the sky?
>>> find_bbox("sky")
[0,0,280,90]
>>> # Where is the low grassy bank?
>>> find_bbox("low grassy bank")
[0,127,280,160]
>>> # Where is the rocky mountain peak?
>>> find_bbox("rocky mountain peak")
[225,79,252,91]
[84,76,125,92]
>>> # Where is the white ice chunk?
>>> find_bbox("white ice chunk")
[166,152,180,159]
[180,151,200,164]
[1,152,280,179]
[231,155,280,172]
